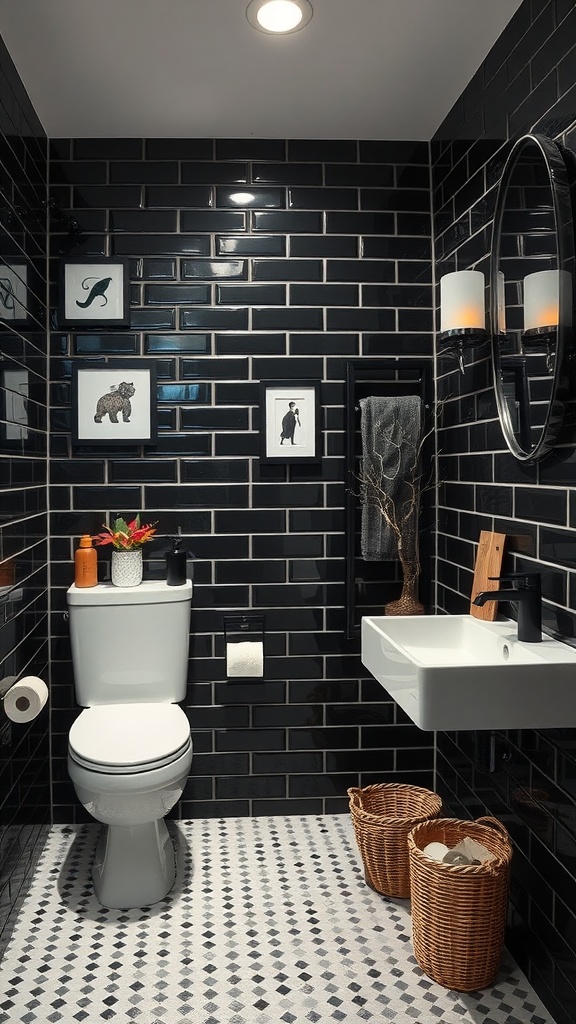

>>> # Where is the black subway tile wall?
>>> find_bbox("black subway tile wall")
[48,137,434,824]
[0,37,49,947]
[433,3,576,1021]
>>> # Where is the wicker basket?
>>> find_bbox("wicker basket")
[348,783,442,898]
[408,816,512,991]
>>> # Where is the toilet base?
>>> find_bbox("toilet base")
[92,819,176,909]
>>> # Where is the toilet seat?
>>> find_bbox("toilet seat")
[68,703,191,774]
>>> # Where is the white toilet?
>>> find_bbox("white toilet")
[66,579,193,909]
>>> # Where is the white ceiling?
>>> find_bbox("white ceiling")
[0,0,523,140]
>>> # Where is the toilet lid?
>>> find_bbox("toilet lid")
[68,703,191,773]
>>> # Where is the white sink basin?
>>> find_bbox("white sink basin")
[361,614,576,731]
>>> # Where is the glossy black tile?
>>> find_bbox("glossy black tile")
[145,284,210,305]
[180,307,248,330]
[145,333,210,354]
[214,432,259,456]
[214,382,259,405]
[216,234,286,256]
[181,211,247,232]
[514,487,567,526]
[182,259,248,280]
[182,162,248,184]
[113,234,210,256]
[253,307,322,330]
[289,284,358,306]
[253,162,321,184]
[288,140,358,162]
[251,355,323,379]
[179,405,249,431]
[216,187,285,209]
[181,459,249,483]
[252,211,322,233]
[51,160,107,185]
[217,283,285,305]
[73,333,140,355]
[129,308,176,329]
[326,259,394,282]
[253,259,322,281]
[290,236,358,257]
[72,184,142,208]
[110,209,177,233]
[74,139,142,160]
[146,185,212,208]
[214,139,285,161]
[215,333,286,355]
[181,357,248,379]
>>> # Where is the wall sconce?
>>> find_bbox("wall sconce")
[439,270,487,373]
[522,269,563,374]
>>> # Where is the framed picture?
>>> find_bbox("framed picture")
[259,379,321,463]
[0,262,28,322]
[71,361,157,445]
[59,257,130,327]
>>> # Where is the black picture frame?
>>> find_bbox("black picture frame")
[259,379,321,463]
[71,361,157,446]
[58,257,130,328]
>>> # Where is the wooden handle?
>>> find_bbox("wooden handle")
[470,530,507,620]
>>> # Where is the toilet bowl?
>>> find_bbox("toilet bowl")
[66,580,194,909]
[68,702,192,909]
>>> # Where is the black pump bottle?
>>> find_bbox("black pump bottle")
[166,538,187,586]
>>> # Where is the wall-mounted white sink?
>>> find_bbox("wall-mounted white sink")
[361,614,576,731]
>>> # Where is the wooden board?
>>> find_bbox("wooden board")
[469,530,506,620]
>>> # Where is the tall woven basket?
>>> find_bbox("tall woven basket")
[348,783,442,898]
[408,816,513,991]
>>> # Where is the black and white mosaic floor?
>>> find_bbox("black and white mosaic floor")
[0,815,554,1024]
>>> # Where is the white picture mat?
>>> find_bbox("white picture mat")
[64,262,124,321]
[265,386,316,458]
[0,264,28,320]
[76,368,152,441]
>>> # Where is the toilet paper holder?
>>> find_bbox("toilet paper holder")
[223,613,265,644]
[223,613,265,679]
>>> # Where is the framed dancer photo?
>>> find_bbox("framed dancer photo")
[259,379,321,464]
[71,361,157,445]
[58,257,130,327]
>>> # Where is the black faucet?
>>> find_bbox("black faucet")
[473,572,542,643]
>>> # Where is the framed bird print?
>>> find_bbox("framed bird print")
[58,257,130,328]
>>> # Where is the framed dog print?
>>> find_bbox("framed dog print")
[59,257,130,327]
[259,379,321,463]
[71,361,157,445]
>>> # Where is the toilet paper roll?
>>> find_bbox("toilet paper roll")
[3,676,48,723]
[226,640,264,678]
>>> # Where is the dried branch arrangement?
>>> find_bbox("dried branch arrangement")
[357,403,437,615]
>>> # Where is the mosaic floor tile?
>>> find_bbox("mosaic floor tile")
[0,815,556,1023]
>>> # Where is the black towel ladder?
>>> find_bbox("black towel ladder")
[344,358,433,640]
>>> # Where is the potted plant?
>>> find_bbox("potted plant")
[94,514,157,587]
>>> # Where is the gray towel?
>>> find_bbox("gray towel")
[359,395,423,561]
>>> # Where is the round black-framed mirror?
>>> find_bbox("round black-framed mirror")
[491,133,576,463]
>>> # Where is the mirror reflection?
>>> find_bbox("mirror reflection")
[491,133,575,462]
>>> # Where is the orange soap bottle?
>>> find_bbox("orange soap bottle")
[74,535,97,588]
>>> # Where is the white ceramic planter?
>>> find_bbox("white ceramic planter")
[111,548,143,587]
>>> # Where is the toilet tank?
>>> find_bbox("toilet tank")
[67,580,193,706]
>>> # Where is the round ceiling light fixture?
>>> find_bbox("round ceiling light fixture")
[246,0,313,34]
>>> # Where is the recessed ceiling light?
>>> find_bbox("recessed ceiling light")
[246,0,313,35]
